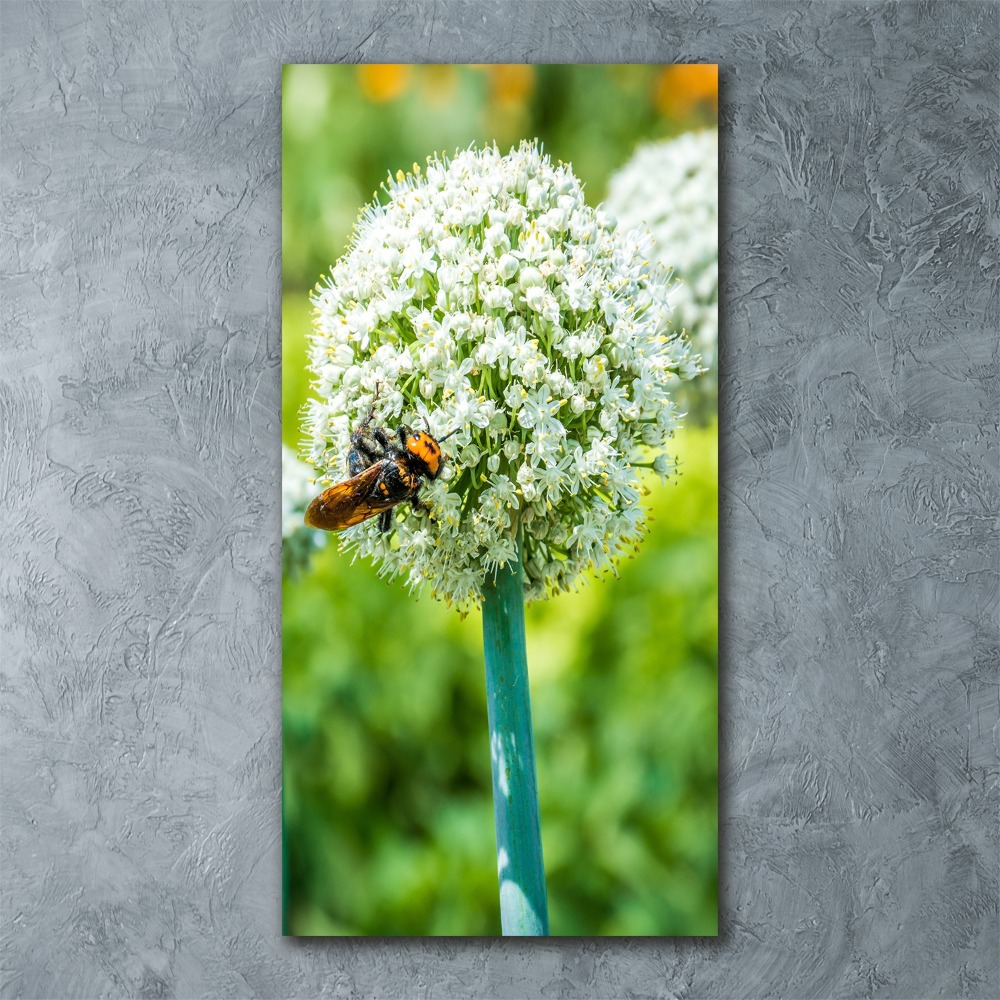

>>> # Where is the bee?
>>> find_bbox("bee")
[305,397,455,534]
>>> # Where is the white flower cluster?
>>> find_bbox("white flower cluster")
[305,140,700,610]
[282,444,317,537]
[282,443,325,563]
[606,130,718,379]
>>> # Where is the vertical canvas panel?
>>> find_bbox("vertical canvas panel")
[281,64,719,936]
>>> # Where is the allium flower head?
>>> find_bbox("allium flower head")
[305,140,700,611]
[606,130,718,390]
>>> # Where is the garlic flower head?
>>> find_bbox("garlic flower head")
[606,130,718,390]
[305,140,700,611]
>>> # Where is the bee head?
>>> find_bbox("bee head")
[400,425,442,477]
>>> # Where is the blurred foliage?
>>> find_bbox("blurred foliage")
[282,64,717,291]
[283,64,718,936]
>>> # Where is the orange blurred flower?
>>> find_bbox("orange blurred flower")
[656,64,718,120]
[357,64,411,103]
[489,65,535,107]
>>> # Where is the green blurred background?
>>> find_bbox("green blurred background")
[283,64,718,936]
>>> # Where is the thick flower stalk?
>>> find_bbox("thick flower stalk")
[605,130,718,395]
[305,140,701,612]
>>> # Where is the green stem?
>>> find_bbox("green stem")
[481,533,549,936]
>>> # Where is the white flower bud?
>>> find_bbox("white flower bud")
[653,454,674,477]
[518,266,544,290]
[497,253,519,282]
[524,286,546,313]
[483,285,514,312]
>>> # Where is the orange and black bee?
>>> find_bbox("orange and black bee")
[305,401,455,534]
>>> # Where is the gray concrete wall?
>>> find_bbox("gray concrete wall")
[2,2,996,997]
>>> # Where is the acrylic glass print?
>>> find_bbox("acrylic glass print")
[282,64,718,936]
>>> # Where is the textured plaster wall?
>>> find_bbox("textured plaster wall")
[2,2,997,998]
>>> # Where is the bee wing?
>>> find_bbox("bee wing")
[304,463,400,531]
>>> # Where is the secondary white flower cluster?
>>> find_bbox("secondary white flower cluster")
[282,444,316,537]
[305,140,700,610]
[282,444,325,572]
[606,130,718,384]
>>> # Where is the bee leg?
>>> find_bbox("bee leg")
[358,384,382,429]
[378,509,393,533]
[347,444,373,477]
[348,427,390,476]
[346,385,389,474]
[410,495,428,516]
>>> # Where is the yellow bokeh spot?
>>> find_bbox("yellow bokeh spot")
[419,64,458,105]
[356,64,411,103]
[489,64,535,106]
